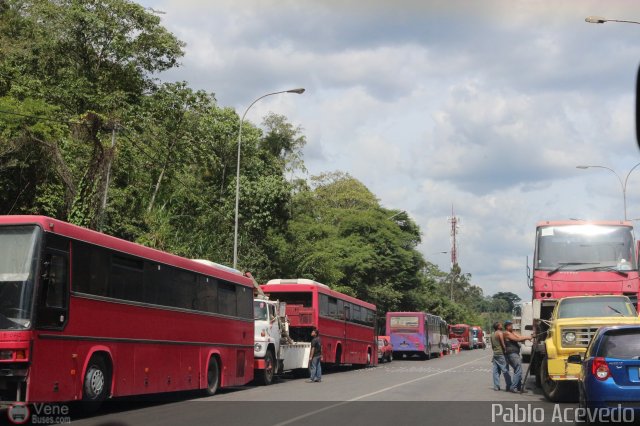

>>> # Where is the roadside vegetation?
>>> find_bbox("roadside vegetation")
[0,0,515,325]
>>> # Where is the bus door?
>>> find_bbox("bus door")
[343,304,350,362]
[32,233,72,401]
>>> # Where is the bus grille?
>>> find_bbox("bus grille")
[560,327,598,348]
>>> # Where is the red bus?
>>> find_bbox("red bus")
[261,279,377,366]
[0,216,254,405]
[449,324,472,350]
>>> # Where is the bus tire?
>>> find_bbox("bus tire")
[257,350,275,385]
[205,356,220,396]
[334,346,342,368]
[81,355,111,413]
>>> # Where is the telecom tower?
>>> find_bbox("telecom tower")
[448,206,459,267]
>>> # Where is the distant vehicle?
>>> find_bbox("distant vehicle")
[449,324,472,350]
[261,279,377,367]
[377,336,393,362]
[386,312,445,360]
[471,326,485,349]
[568,325,640,419]
[449,338,461,352]
[440,318,450,355]
[253,297,311,385]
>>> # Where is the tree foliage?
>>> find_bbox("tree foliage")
[0,0,505,328]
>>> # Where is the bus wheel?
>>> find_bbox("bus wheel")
[334,346,342,368]
[205,357,220,396]
[82,356,110,412]
[258,350,275,385]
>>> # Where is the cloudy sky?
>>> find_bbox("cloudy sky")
[138,0,640,302]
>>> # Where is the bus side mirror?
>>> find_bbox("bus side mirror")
[525,325,533,331]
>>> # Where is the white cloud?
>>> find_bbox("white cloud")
[139,0,640,301]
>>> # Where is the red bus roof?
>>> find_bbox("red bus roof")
[0,215,253,288]
[261,278,376,310]
[536,220,632,227]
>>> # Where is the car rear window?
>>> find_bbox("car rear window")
[597,329,640,359]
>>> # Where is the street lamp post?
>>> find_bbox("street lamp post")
[577,163,640,220]
[585,16,640,25]
[233,88,305,269]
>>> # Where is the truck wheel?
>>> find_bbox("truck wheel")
[205,357,220,396]
[540,356,571,402]
[257,350,275,385]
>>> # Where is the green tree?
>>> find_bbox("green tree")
[0,0,184,228]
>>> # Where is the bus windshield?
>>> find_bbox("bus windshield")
[451,327,467,335]
[536,225,637,271]
[0,226,40,330]
[390,316,419,329]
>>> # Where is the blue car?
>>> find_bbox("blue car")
[569,325,640,422]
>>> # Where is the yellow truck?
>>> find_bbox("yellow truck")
[537,295,640,402]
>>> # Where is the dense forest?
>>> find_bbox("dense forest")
[0,0,520,328]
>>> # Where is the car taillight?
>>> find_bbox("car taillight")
[592,357,610,380]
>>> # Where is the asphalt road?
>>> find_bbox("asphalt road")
[29,350,584,426]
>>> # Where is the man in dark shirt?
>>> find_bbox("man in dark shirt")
[503,320,533,392]
[309,328,322,382]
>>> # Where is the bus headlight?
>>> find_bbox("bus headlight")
[254,343,263,352]
[562,332,576,344]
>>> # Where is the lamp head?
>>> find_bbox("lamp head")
[585,16,607,24]
[287,88,305,94]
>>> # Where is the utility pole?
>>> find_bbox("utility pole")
[448,206,460,301]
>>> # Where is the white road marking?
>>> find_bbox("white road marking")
[272,354,491,426]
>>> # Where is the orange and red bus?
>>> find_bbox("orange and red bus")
[0,216,254,405]
[261,279,377,366]
[449,324,472,350]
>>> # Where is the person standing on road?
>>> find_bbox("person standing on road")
[309,328,322,383]
[503,320,533,393]
[491,321,511,391]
